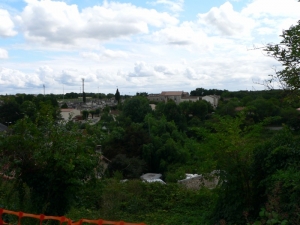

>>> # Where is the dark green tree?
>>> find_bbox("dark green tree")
[83,92,86,103]
[115,88,121,103]
[122,96,151,123]
[21,100,37,121]
[0,118,98,215]
[82,110,89,120]
[61,102,68,108]
[0,100,23,124]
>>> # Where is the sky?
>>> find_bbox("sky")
[0,0,299,95]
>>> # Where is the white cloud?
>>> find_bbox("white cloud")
[152,22,213,51]
[241,0,300,39]
[198,2,256,37]
[242,0,300,18]
[0,48,8,59]
[0,67,41,88]
[81,49,128,61]
[150,0,184,12]
[129,61,162,77]
[0,9,17,37]
[20,0,178,46]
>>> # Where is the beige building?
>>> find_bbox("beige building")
[148,91,220,108]
[148,91,199,104]
[201,95,220,109]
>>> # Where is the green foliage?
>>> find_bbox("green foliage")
[83,92,86,103]
[122,96,151,123]
[108,154,146,179]
[76,179,217,225]
[0,99,23,124]
[21,100,37,121]
[252,128,300,224]
[0,118,98,216]
[190,87,227,96]
[61,102,68,108]
[82,110,89,120]
[246,98,280,122]
[264,20,300,92]
[209,115,263,224]
[115,88,121,103]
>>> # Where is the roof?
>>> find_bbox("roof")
[161,91,183,96]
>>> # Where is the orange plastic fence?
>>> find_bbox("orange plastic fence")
[0,208,146,225]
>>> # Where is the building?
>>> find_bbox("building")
[148,91,220,108]
[201,95,220,109]
[148,91,199,104]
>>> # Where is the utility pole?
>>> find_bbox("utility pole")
[43,84,45,96]
[82,78,84,94]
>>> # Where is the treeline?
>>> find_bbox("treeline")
[0,94,60,125]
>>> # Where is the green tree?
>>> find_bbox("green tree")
[21,100,37,121]
[83,92,86,103]
[209,115,263,224]
[264,20,300,93]
[122,96,151,123]
[61,102,68,108]
[82,110,89,120]
[252,128,300,224]
[0,118,98,216]
[115,89,121,104]
[0,100,23,124]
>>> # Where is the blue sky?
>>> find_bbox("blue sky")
[0,0,299,95]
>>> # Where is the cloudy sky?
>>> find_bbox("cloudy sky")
[0,0,299,95]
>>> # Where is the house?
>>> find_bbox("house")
[202,95,220,109]
[148,91,199,105]
[60,108,81,121]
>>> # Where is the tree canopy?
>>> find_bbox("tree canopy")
[264,20,300,93]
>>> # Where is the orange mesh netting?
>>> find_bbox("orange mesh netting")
[0,208,146,225]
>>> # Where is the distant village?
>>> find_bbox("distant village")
[59,90,220,122]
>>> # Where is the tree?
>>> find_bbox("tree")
[82,110,89,120]
[61,102,68,108]
[0,100,23,124]
[21,100,37,121]
[83,92,86,103]
[122,96,151,123]
[0,118,98,215]
[115,88,121,103]
[264,20,300,94]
